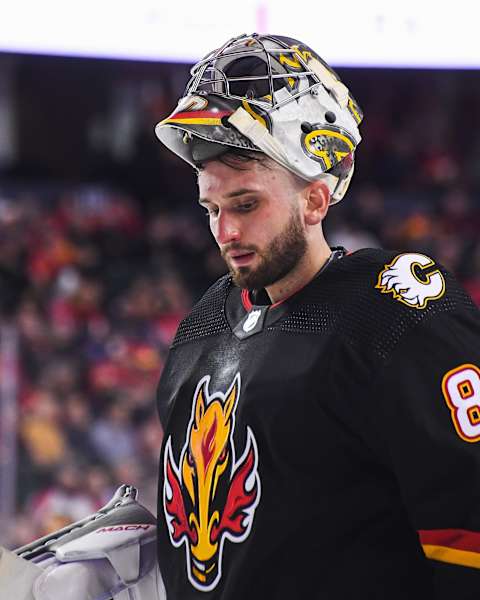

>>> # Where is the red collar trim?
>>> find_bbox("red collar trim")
[241,289,253,311]
[240,282,307,311]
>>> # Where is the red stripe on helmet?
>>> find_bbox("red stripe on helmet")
[171,110,232,120]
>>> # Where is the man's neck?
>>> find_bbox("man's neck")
[265,239,332,304]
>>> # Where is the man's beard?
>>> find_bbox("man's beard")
[222,207,307,291]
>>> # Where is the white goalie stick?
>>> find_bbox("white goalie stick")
[2,484,166,600]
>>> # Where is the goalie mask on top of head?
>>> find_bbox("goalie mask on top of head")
[155,33,363,204]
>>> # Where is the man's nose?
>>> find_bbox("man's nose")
[214,212,241,245]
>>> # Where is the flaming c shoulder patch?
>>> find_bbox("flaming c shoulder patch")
[376,253,446,309]
[163,373,261,592]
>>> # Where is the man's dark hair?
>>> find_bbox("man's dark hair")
[195,145,309,191]
[195,147,273,172]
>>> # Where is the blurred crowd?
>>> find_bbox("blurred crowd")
[0,185,228,548]
[0,64,479,549]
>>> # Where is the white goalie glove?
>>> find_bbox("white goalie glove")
[1,485,166,600]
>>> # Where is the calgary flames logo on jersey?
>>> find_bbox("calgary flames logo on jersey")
[163,373,260,592]
[376,253,446,309]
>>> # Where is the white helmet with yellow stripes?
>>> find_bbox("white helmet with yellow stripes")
[155,33,363,204]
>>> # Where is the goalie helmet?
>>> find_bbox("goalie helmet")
[155,33,363,204]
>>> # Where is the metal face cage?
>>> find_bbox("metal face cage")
[185,33,320,112]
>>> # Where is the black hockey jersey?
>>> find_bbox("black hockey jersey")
[156,248,480,599]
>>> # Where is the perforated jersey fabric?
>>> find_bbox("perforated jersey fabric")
[157,248,480,600]
[172,274,231,348]
[173,248,475,364]
[271,249,475,362]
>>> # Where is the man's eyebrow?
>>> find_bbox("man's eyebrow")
[198,188,258,205]
[225,188,258,198]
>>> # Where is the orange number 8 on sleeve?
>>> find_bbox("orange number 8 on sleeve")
[442,364,480,443]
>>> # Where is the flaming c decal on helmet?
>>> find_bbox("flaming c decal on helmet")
[163,373,261,592]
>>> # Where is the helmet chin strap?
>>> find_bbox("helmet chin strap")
[328,162,355,205]
[228,106,343,203]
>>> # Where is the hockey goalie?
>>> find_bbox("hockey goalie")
[0,485,166,600]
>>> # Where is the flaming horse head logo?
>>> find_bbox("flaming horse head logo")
[163,373,261,591]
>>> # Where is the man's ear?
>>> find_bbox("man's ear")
[303,180,330,226]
